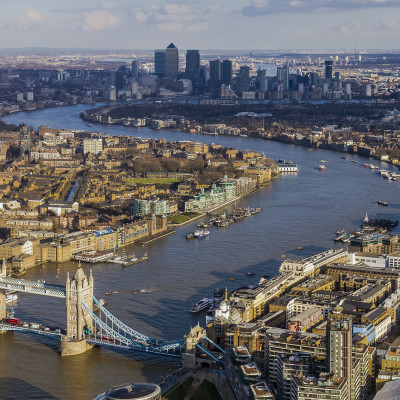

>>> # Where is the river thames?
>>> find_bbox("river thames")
[1,104,399,399]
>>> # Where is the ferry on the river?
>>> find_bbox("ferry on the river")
[5,294,18,304]
[190,298,213,313]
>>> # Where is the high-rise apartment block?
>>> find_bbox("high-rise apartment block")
[19,124,31,156]
[83,138,103,155]
[327,308,353,400]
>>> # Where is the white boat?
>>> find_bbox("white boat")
[193,229,210,239]
[99,299,107,306]
[190,298,213,313]
[6,294,18,304]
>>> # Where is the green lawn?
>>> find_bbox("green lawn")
[125,178,180,184]
[164,377,194,400]
[168,213,199,224]
[190,379,222,400]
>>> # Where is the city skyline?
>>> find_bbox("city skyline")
[1,0,400,51]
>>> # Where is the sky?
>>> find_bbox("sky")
[1,0,400,51]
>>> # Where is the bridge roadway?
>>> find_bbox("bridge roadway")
[0,322,62,338]
[0,277,66,298]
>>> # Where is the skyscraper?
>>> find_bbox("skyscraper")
[185,50,200,93]
[277,64,289,91]
[154,50,166,77]
[165,43,179,80]
[326,307,352,400]
[115,71,124,90]
[209,60,222,82]
[257,68,266,92]
[222,60,233,84]
[208,60,222,96]
[325,60,334,80]
[186,50,200,72]
[131,60,139,81]
[237,66,250,95]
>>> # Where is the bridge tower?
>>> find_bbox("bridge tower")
[59,265,94,356]
[182,323,206,368]
[0,259,7,320]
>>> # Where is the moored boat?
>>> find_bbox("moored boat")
[193,229,210,239]
[334,233,347,241]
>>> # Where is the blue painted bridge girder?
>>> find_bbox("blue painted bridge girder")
[83,298,184,358]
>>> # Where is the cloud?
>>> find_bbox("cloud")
[132,2,217,32]
[242,0,400,17]
[82,9,119,31]
[17,10,46,29]
[134,11,148,22]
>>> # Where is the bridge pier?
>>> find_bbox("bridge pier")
[0,290,6,321]
[0,260,7,322]
[59,338,94,356]
[62,265,94,356]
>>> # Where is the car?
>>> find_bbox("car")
[7,318,20,325]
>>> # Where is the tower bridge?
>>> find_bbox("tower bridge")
[0,261,221,364]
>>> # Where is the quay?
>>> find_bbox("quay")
[108,253,148,266]
[72,251,114,264]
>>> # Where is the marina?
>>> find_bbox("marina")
[198,206,262,229]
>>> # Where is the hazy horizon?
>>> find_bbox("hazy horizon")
[2,1,400,51]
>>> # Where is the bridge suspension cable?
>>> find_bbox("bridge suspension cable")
[82,300,183,357]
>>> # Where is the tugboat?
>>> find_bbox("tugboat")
[378,200,388,206]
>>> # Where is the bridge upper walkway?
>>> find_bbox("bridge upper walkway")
[0,277,66,298]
